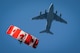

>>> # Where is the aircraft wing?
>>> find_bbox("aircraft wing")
[54,14,67,24]
[32,13,47,20]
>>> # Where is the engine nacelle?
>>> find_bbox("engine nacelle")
[60,13,62,17]
[45,9,47,14]
[55,11,57,14]
[40,11,42,15]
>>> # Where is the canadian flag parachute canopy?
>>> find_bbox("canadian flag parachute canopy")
[6,25,39,48]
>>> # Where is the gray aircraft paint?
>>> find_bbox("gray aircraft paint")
[32,3,67,34]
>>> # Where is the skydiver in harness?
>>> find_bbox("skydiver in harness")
[18,33,26,44]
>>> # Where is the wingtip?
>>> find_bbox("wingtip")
[65,22,67,24]
[32,18,34,20]
[32,17,36,20]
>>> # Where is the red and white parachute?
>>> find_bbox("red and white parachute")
[6,25,39,48]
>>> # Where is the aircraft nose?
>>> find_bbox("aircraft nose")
[50,3,53,8]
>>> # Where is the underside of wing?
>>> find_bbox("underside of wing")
[32,13,47,20]
[54,14,67,24]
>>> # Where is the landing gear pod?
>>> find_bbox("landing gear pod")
[6,25,39,48]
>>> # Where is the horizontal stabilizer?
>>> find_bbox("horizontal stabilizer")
[40,30,53,35]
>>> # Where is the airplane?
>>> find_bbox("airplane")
[32,3,67,34]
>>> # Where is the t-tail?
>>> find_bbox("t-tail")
[40,30,53,34]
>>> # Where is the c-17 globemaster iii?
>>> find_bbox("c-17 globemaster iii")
[32,3,67,34]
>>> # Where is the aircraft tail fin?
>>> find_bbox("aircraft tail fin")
[40,30,53,35]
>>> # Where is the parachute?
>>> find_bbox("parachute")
[6,25,39,48]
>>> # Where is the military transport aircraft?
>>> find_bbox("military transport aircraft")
[32,3,67,34]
